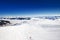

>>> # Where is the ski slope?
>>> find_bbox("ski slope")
[0,17,60,40]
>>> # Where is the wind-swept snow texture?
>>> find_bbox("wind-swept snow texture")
[0,17,60,40]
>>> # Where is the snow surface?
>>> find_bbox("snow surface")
[0,17,60,40]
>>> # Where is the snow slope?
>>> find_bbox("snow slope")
[0,17,60,40]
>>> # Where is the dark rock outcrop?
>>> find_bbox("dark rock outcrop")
[0,20,11,26]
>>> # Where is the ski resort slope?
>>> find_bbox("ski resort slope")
[0,18,60,40]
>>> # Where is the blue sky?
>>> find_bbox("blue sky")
[0,0,60,16]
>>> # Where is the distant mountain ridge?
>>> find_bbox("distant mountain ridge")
[0,16,60,20]
[35,16,60,20]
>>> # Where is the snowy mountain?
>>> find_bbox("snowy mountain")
[0,16,60,20]
[0,16,60,40]
[35,16,60,20]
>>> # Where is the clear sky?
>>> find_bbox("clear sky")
[0,0,60,16]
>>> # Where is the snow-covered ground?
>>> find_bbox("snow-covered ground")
[0,17,60,40]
